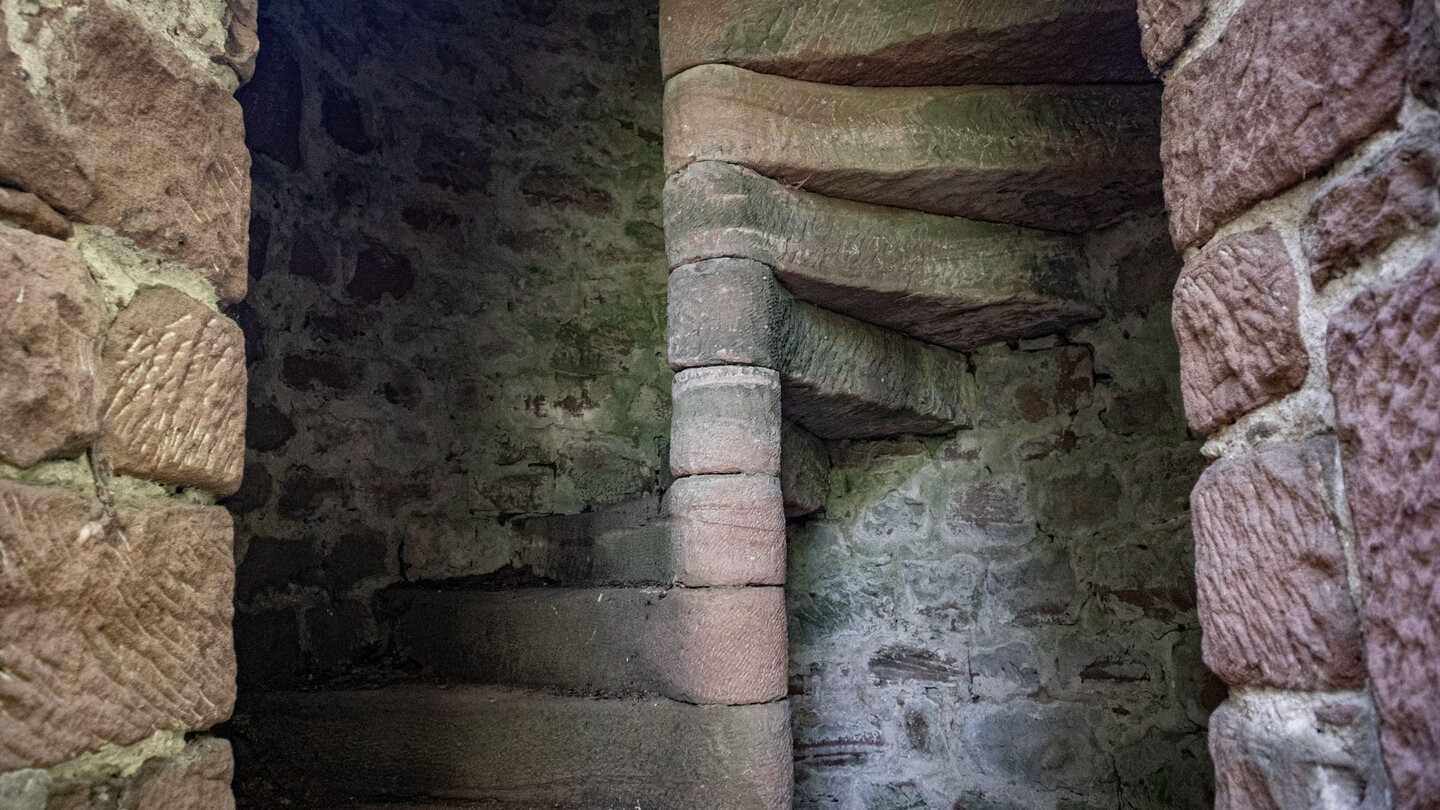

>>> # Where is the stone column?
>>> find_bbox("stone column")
[0,0,256,806]
[1147,0,1439,805]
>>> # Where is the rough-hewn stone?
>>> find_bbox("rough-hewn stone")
[236,686,792,809]
[666,474,786,586]
[394,586,786,705]
[0,226,105,468]
[1411,0,1440,106]
[973,344,1094,425]
[1172,227,1308,434]
[669,259,971,439]
[0,187,72,240]
[658,0,1149,85]
[1191,439,1366,689]
[1210,692,1388,810]
[780,422,828,517]
[1329,252,1440,810]
[1305,128,1440,287]
[100,286,246,495]
[671,365,781,476]
[1137,0,1206,74]
[665,161,1095,349]
[0,482,234,770]
[0,1,251,301]
[665,65,1162,231]
[1160,0,1409,249]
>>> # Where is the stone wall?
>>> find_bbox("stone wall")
[227,0,670,689]
[0,0,254,806]
[1145,0,1440,806]
[788,301,1213,808]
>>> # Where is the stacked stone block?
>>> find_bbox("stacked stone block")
[0,0,254,806]
[1145,0,1440,805]
[659,3,1205,806]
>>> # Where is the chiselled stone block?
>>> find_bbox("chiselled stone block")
[1210,692,1388,810]
[1172,227,1308,434]
[1305,128,1440,287]
[0,226,105,468]
[237,686,793,809]
[671,365,781,477]
[1137,0,1206,73]
[1329,251,1440,810]
[1191,439,1366,689]
[394,586,787,705]
[780,422,828,517]
[665,162,1095,349]
[664,65,1162,232]
[665,474,786,586]
[669,258,971,439]
[0,1,250,301]
[1161,0,1409,249]
[100,286,246,495]
[0,482,235,770]
[658,0,1148,85]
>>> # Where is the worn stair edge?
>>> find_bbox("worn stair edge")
[665,160,1099,349]
[781,421,829,517]
[232,686,793,810]
[391,586,787,705]
[663,64,1163,232]
[658,0,1150,86]
[668,257,973,439]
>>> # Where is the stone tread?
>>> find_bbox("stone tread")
[391,586,787,705]
[668,258,972,439]
[234,685,793,810]
[666,161,1097,349]
[659,0,1150,85]
[664,64,1163,232]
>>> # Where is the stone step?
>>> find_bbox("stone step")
[663,64,1162,232]
[666,161,1099,349]
[514,495,669,586]
[390,586,787,706]
[233,685,793,810]
[669,257,972,439]
[659,0,1150,86]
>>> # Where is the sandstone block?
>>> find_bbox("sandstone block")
[659,0,1148,85]
[0,2,251,302]
[1160,0,1408,249]
[666,474,786,586]
[973,344,1094,424]
[393,586,787,705]
[1328,251,1440,810]
[100,286,246,495]
[0,226,105,468]
[1172,227,1308,434]
[1137,0,1206,73]
[669,258,971,439]
[1210,692,1388,810]
[664,65,1162,232]
[0,482,234,770]
[780,422,828,517]
[665,161,1096,349]
[236,686,793,809]
[1191,439,1366,689]
[0,187,71,240]
[1304,128,1440,287]
[671,365,782,477]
